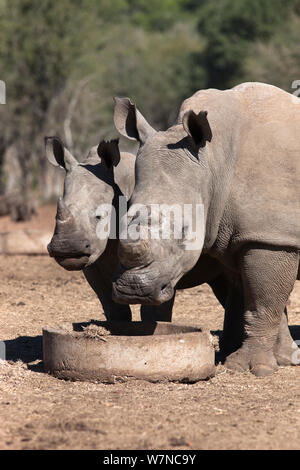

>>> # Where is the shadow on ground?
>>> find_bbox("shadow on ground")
[3,335,43,372]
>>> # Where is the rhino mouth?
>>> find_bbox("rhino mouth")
[112,267,175,305]
[53,255,90,271]
[47,236,92,271]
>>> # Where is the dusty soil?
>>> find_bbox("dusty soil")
[0,206,300,450]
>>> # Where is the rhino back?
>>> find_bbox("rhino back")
[179,83,300,253]
[225,83,300,252]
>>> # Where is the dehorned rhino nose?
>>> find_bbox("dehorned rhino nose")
[47,234,91,258]
[119,237,153,268]
[56,197,74,223]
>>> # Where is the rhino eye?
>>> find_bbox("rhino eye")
[95,215,102,221]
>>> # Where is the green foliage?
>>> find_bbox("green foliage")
[196,0,300,88]
[0,0,300,204]
[92,23,203,127]
[0,0,89,121]
[88,0,195,30]
[49,20,203,157]
[125,0,192,30]
[244,14,300,91]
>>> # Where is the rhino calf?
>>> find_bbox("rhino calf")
[46,137,137,321]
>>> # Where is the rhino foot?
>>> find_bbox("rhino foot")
[225,342,278,377]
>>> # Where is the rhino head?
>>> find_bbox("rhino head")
[46,136,129,271]
[112,97,213,305]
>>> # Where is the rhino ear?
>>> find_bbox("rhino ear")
[113,97,156,144]
[97,139,121,170]
[45,136,78,171]
[182,110,212,147]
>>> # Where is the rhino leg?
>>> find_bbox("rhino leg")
[210,275,244,356]
[140,294,175,322]
[210,273,294,361]
[104,302,132,322]
[83,264,132,322]
[225,245,298,376]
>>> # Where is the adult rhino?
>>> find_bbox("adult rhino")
[112,82,300,376]
[45,136,232,326]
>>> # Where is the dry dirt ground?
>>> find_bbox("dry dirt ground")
[0,205,300,450]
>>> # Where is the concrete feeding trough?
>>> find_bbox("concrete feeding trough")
[43,321,215,383]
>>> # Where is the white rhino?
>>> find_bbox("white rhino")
[112,82,300,376]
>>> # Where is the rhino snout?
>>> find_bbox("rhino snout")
[112,268,174,305]
[118,237,153,269]
[47,234,91,258]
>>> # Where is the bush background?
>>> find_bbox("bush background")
[0,0,299,214]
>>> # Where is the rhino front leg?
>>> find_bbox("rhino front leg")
[140,294,175,322]
[103,300,132,322]
[83,264,132,322]
[225,245,299,376]
[211,276,244,357]
[212,275,294,360]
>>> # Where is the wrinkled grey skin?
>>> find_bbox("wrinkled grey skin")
[112,83,300,375]
[45,136,236,331]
